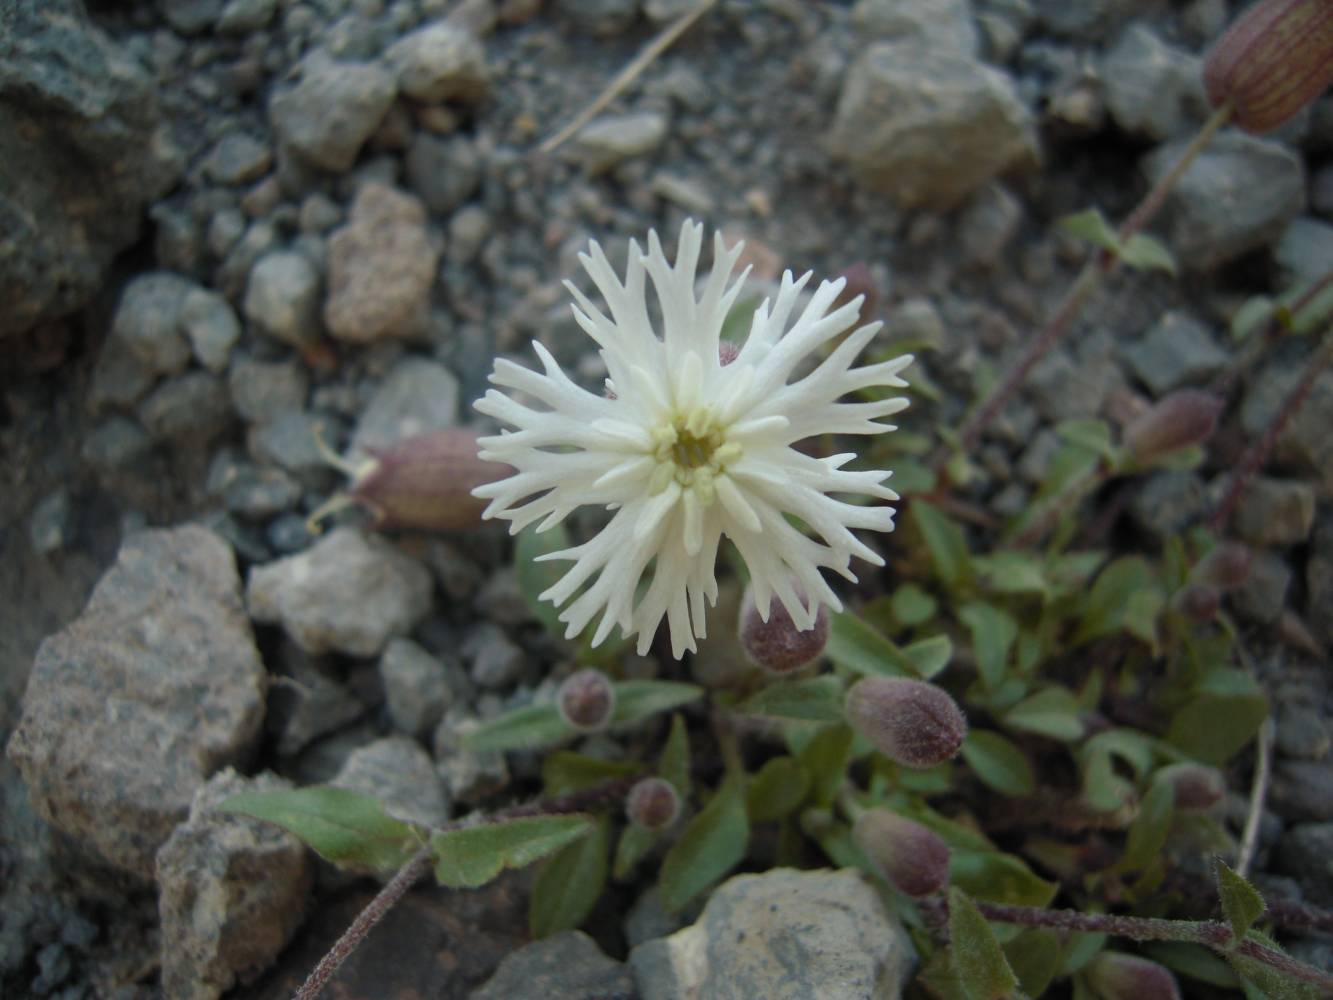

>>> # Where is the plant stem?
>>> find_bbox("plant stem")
[923,898,1333,991]
[1211,268,1333,398]
[1236,717,1273,877]
[291,776,637,1000]
[946,101,1233,465]
[1208,324,1333,532]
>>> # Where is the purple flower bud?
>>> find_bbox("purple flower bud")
[557,668,616,732]
[626,777,681,831]
[845,677,968,769]
[1085,951,1181,1000]
[853,808,950,897]
[1203,0,1333,135]
[1171,583,1221,622]
[1157,763,1227,811]
[1190,542,1252,591]
[1122,390,1224,464]
[738,583,830,674]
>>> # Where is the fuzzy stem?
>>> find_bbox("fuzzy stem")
[291,776,637,1000]
[924,898,1333,991]
[948,101,1233,463]
[1211,268,1333,398]
[1236,717,1273,877]
[1208,324,1333,532]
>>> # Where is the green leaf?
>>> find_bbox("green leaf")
[1120,233,1177,275]
[1060,932,1109,976]
[1074,556,1156,646]
[948,886,1021,1000]
[958,603,1018,690]
[542,752,642,796]
[463,702,573,753]
[827,610,913,678]
[1058,208,1120,251]
[612,820,659,880]
[610,680,704,727]
[529,816,608,937]
[904,634,953,679]
[1228,932,1319,1000]
[1079,729,1154,813]
[746,757,811,823]
[891,583,938,626]
[659,714,691,798]
[720,295,762,343]
[973,551,1050,599]
[1140,942,1240,988]
[1216,859,1267,940]
[911,501,971,590]
[740,675,844,723]
[1002,687,1085,742]
[1003,929,1064,998]
[658,777,749,912]
[1230,296,1275,342]
[1056,418,1115,459]
[1120,777,1175,872]
[432,814,594,889]
[1166,669,1268,764]
[219,786,420,875]
[961,729,1035,797]
[796,724,854,808]
[951,849,1058,907]
[516,523,574,639]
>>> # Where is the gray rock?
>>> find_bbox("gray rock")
[1275,704,1330,761]
[630,868,913,1000]
[1143,132,1305,271]
[82,416,154,471]
[1121,311,1228,395]
[1271,759,1333,823]
[270,59,397,172]
[448,204,492,264]
[163,0,222,33]
[247,409,342,489]
[1026,348,1113,421]
[625,887,687,948]
[975,0,1031,61]
[956,183,1021,268]
[222,465,303,519]
[6,526,266,877]
[385,22,488,104]
[89,332,157,413]
[215,218,277,300]
[0,0,183,339]
[1308,514,1333,648]
[228,357,309,424]
[216,0,278,34]
[349,356,460,458]
[267,513,317,555]
[380,638,455,738]
[1274,216,1333,289]
[464,623,527,690]
[1240,365,1333,493]
[1230,549,1291,625]
[137,371,234,444]
[300,193,343,234]
[828,43,1037,210]
[267,645,366,757]
[28,487,74,555]
[1031,0,1137,38]
[156,769,312,1000]
[244,250,323,347]
[434,710,509,804]
[573,112,670,173]
[247,527,433,657]
[332,736,450,830]
[405,133,482,214]
[850,0,979,55]
[181,288,241,373]
[205,133,272,186]
[472,930,634,1000]
[112,272,197,376]
[1278,823,1333,905]
[1100,24,1203,141]
[553,0,639,35]
[473,567,533,626]
[324,183,438,343]
[650,172,715,214]
[1231,477,1316,547]
[1128,471,1206,539]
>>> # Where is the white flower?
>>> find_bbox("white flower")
[473,221,911,659]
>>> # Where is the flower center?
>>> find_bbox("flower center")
[649,407,742,502]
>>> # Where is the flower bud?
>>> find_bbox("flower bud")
[1085,951,1181,1000]
[1121,390,1224,464]
[626,777,681,831]
[557,668,616,732]
[738,583,829,674]
[1156,763,1227,811]
[1202,0,1333,134]
[1171,583,1221,622]
[845,677,967,769]
[1189,542,1252,591]
[852,808,950,897]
